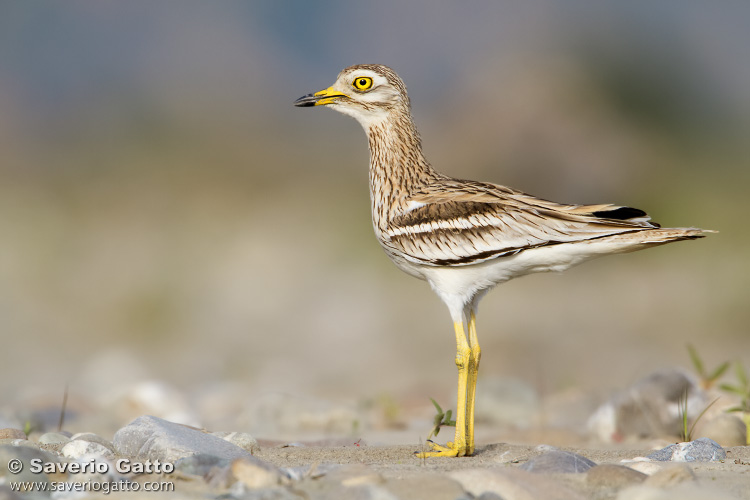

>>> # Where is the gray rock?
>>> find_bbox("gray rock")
[476,494,505,500]
[175,453,242,489]
[588,369,708,441]
[112,415,260,462]
[449,468,585,500]
[0,444,57,487]
[0,485,21,500]
[520,450,596,473]
[37,432,71,445]
[174,453,231,477]
[586,464,647,489]
[646,437,725,462]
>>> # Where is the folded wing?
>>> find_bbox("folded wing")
[384,179,666,266]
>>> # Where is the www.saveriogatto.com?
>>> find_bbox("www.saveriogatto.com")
[6,457,176,494]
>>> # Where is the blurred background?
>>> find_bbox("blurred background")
[0,1,748,441]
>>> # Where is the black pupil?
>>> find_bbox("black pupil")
[359,79,366,87]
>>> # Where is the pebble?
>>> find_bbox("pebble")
[586,464,647,488]
[61,440,115,460]
[284,463,342,481]
[37,432,71,445]
[211,431,260,454]
[643,463,696,487]
[231,456,286,489]
[449,468,585,500]
[692,413,747,447]
[112,415,259,462]
[70,432,115,452]
[520,450,596,473]
[0,429,26,440]
[301,464,380,487]
[646,437,726,462]
[625,461,663,475]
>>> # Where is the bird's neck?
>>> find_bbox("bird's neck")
[365,110,438,228]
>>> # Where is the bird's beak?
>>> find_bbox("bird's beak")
[294,86,348,107]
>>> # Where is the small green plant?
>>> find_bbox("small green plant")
[58,384,69,432]
[678,388,720,442]
[426,398,455,441]
[720,361,750,413]
[719,361,750,445]
[687,344,730,390]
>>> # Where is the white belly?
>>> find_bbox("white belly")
[396,237,645,317]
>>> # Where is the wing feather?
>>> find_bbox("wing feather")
[383,179,660,266]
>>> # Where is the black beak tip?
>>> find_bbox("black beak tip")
[293,94,317,107]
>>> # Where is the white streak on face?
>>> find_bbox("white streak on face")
[325,70,402,130]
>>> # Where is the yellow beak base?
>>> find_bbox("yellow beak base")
[294,86,348,107]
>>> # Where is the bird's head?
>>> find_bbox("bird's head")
[294,64,410,128]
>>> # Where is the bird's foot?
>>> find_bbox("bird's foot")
[415,440,469,458]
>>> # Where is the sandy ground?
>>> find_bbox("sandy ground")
[254,441,750,498]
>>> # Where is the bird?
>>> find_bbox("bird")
[293,64,709,457]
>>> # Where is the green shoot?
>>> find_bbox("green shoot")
[426,398,456,440]
[679,388,720,442]
[719,361,750,413]
[679,389,688,442]
[687,344,729,390]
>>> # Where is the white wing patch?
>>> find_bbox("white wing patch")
[403,200,427,214]
[386,213,505,238]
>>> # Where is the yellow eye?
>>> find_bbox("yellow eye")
[352,76,373,91]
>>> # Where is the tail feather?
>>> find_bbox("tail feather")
[616,227,713,250]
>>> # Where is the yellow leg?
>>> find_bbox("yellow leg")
[417,321,471,458]
[466,310,481,455]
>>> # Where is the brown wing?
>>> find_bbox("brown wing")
[383,179,661,266]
